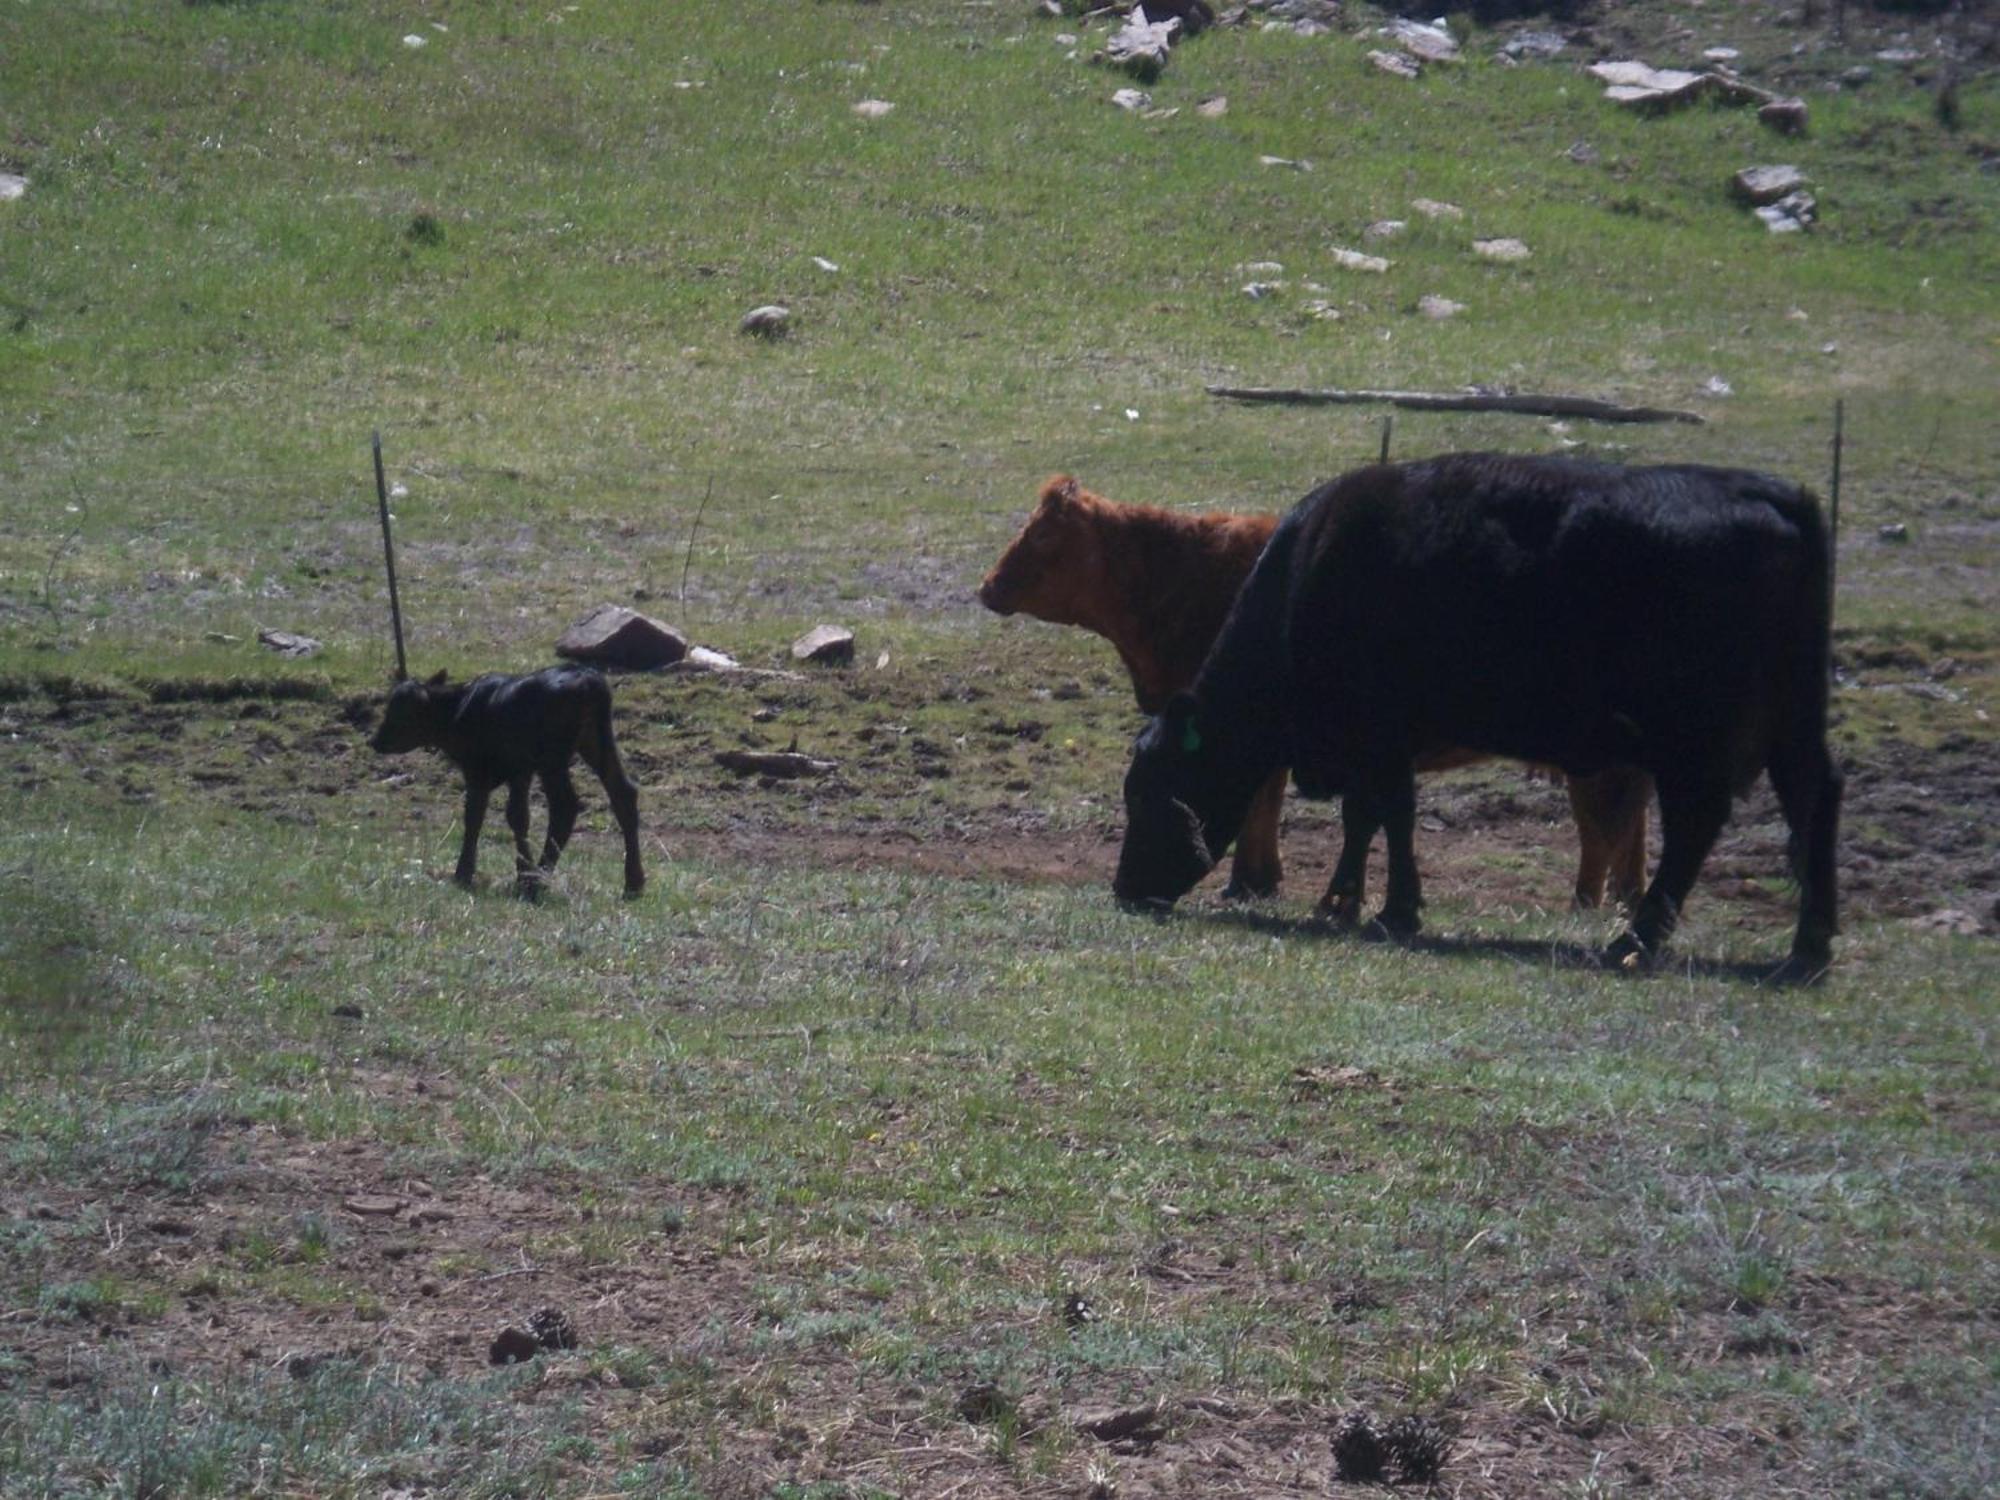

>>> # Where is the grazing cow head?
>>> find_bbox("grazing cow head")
[369,669,452,755]
[977,476,1103,621]
[1113,692,1228,906]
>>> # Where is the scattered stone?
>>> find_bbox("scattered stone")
[1330,246,1390,273]
[1411,197,1463,221]
[1703,46,1741,63]
[489,1326,540,1366]
[1503,31,1569,61]
[1382,18,1458,64]
[1703,375,1734,397]
[343,1195,405,1217]
[1111,88,1152,111]
[1754,191,1816,234]
[330,1003,364,1021]
[1258,154,1309,170]
[284,1351,336,1380]
[528,1306,578,1352]
[0,172,26,202]
[1758,98,1810,135]
[1299,299,1341,321]
[957,1381,1008,1424]
[1242,281,1283,299]
[1367,49,1420,80]
[739,303,790,337]
[1362,219,1406,242]
[714,749,837,779]
[1236,260,1284,275]
[1034,0,1061,16]
[1589,59,1711,108]
[1878,522,1910,543]
[851,99,895,119]
[1566,141,1601,165]
[1074,1401,1167,1443]
[256,628,321,659]
[1473,237,1531,262]
[1061,1291,1097,1327]
[555,604,689,670]
[1106,14,1180,80]
[1841,66,1874,89]
[418,1278,441,1297]
[791,624,855,665]
[683,645,742,672]
[1876,48,1921,65]
[1732,164,1807,206]
[810,255,839,273]
[1196,94,1228,118]
[402,34,428,49]
[1417,294,1465,320]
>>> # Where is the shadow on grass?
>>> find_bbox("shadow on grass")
[1158,903,1783,987]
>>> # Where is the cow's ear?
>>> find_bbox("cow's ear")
[1162,692,1202,755]
[427,668,449,686]
[1042,476,1080,512]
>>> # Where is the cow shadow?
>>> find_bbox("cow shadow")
[1175,904,1781,987]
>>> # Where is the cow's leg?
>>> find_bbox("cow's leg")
[1314,795,1378,925]
[1568,768,1652,909]
[505,775,539,897]
[1604,777,1729,971]
[581,745,645,898]
[1766,739,1843,985]
[1371,764,1423,939]
[1223,769,1287,899]
[535,765,581,889]
[455,778,495,889]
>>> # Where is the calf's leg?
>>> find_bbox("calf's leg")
[1372,764,1423,939]
[456,778,495,889]
[505,776,541,897]
[579,728,646,897]
[536,765,581,883]
[1315,796,1378,925]
[1568,768,1652,908]
[1223,769,1288,899]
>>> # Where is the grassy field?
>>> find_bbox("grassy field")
[2,3,1997,1496]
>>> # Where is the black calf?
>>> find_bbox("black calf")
[369,666,645,897]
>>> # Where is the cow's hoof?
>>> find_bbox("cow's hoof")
[1365,909,1422,943]
[623,879,646,901]
[513,876,546,903]
[1600,933,1655,975]
[1313,893,1364,927]
[1220,877,1278,902]
[452,873,477,893]
[1762,951,1830,988]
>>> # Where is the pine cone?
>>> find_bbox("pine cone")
[1382,1413,1452,1483]
[1331,1408,1386,1482]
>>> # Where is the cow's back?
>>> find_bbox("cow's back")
[1264,454,1829,785]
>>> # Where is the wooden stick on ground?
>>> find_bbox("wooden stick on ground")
[1207,385,1706,425]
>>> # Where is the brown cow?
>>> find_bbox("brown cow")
[979,475,1650,909]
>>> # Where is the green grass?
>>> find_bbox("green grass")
[1,3,1996,1496]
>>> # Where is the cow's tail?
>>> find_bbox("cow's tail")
[577,671,621,776]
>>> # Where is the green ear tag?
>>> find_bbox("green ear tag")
[1180,722,1202,754]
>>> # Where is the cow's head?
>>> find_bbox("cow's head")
[977,476,1102,621]
[368,669,450,755]
[1113,692,1226,907]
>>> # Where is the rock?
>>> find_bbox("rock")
[1473,237,1532,262]
[1703,375,1733,397]
[343,1194,405,1216]
[1382,18,1458,64]
[739,304,790,337]
[1367,49,1420,79]
[1417,294,1465,320]
[1196,94,1228,118]
[1330,246,1390,273]
[1732,164,1807,206]
[1878,523,1910,543]
[957,1381,1008,1424]
[284,1351,336,1380]
[1411,198,1463,221]
[1752,190,1815,234]
[256,628,322,659]
[1258,154,1308,170]
[791,624,855,665]
[1758,98,1809,135]
[402,34,427,49]
[1106,15,1180,80]
[1841,66,1873,89]
[555,604,689,670]
[1073,1401,1167,1443]
[1236,260,1284,275]
[330,1003,364,1021]
[684,645,741,671]
[1111,88,1152,111]
[0,172,25,202]
[810,255,839,273]
[489,1326,540,1365]
[851,99,895,119]
[1299,299,1341,321]
[1503,31,1569,61]
[1908,908,1981,936]
[1567,141,1601,165]
[1241,281,1282,299]
[1138,1,1215,35]
[1703,47,1741,63]
[1589,60,1711,109]
[1362,220,1406,242]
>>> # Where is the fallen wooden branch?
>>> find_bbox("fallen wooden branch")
[1206,385,1705,426]
[714,750,838,779]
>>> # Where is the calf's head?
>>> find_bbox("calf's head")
[368,670,452,755]
[977,476,1103,620]
[1113,693,1229,907]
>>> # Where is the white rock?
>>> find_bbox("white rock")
[402,34,427,49]
[811,256,839,273]
[1473,237,1531,262]
[852,99,895,119]
[1383,18,1458,63]
[1300,299,1342,321]
[1368,50,1421,79]
[1703,47,1741,62]
[1237,261,1285,275]
[1363,220,1407,242]
[1732,164,1807,205]
[0,173,24,201]
[1196,95,1228,118]
[1331,247,1391,273]
[1112,88,1152,111]
[740,304,791,336]
[1411,197,1463,220]
[1703,375,1734,397]
[1417,294,1465,320]
[1242,282,1284,299]
[1259,155,1310,170]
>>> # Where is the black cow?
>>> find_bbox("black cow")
[370,666,645,898]
[1114,453,1842,984]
